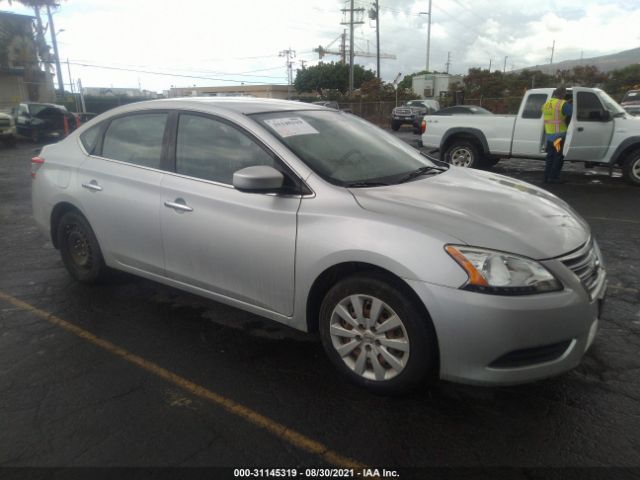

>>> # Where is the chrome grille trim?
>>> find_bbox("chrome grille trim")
[0,119,10,127]
[559,239,602,300]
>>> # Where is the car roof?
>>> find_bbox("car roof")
[120,97,329,115]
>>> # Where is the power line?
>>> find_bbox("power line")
[67,62,287,84]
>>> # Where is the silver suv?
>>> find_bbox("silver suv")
[32,98,606,394]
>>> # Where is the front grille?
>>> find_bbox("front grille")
[559,240,601,299]
[0,119,10,128]
[394,108,413,116]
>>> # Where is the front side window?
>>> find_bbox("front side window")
[576,92,605,122]
[102,113,168,168]
[176,114,276,185]
[254,111,437,186]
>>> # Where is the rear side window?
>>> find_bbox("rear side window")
[102,113,168,168]
[80,125,101,154]
[522,94,547,119]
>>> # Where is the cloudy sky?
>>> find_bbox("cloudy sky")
[2,0,639,92]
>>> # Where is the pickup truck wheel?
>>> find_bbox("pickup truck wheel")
[319,274,438,395]
[391,121,401,131]
[444,140,482,168]
[622,149,640,186]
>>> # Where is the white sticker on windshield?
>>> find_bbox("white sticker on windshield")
[264,117,319,137]
[629,92,638,96]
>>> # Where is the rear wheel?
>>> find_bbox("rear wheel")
[319,274,438,395]
[622,149,640,186]
[444,140,483,168]
[57,211,106,283]
[4,136,17,148]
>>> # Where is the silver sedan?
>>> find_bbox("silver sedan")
[31,98,606,394]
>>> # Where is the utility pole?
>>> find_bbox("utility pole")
[488,58,492,72]
[77,78,86,113]
[419,0,432,73]
[46,5,64,96]
[341,1,365,95]
[503,55,508,73]
[445,51,451,74]
[549,39,556,64]
[279,48,296,99]
[369,0,380,80]
[341,30,347,64]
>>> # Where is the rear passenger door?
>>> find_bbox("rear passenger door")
[77,112,169,276]
[160,112,300,316]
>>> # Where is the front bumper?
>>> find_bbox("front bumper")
[406,260,607,386]
[0,125,16,138]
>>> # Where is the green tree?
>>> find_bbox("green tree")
[294,62,376,95]
[604,64,640,97]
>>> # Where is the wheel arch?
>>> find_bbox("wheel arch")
[609,137,640,166]
[50,201,85,249]
[305,262,437,339]
[440,128,489,157]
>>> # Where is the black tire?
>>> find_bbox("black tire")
[391,121,400,131]
[4,136,17,148]
[57,211,106,283]
[319,273,438,395]
[444,140,483,168]
[622,149,640,186]
[481,157,500,169]
[31,130,41,144]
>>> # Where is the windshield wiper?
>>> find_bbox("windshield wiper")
[397,165,446,184]
[344,181,391,188]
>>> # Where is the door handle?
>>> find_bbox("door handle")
[164,199,193,212]
[82,180,102,192]
[577,127,584,132]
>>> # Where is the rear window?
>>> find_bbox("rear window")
[102,113,168,169]
[522,94,548,119]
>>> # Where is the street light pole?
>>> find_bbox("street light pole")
[46,5,64,96]
[419,0,432,73]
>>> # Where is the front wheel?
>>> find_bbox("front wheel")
[319,274,438,395]
[444,140,482,168]
[391,121,400,131]
[57,211,106,283]
[622,149,640,186]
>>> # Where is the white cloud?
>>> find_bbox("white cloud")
[1,0,638,91]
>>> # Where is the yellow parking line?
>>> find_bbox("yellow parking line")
[0,290,366,470]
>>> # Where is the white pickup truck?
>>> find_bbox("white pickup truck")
[421,87,640,185]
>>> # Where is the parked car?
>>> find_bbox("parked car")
[391,99,440,132]
[620,89,640,109]
[0,110,17,147]
[312,100,340,110]
[421,87,640,185]
[412,105,492,134]
[624,105,640,117]
[32,98,606,394]
[13,102,80,143]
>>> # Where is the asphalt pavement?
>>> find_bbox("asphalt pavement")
[0,135,639,479]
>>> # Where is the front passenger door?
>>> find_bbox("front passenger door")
[160,113,300,316]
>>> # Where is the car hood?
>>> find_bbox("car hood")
[350,167,589,260]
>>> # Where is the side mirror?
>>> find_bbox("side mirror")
[233,165,284,193]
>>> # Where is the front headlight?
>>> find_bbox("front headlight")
[445,245,562,295]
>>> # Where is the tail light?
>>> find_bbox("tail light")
[421,119,427,134]
[31,156,44,179]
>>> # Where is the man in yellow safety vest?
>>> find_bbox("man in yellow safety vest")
[541,87,573,184]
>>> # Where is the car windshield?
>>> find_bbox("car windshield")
[253,111,441,186]
[597,90,626,116]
